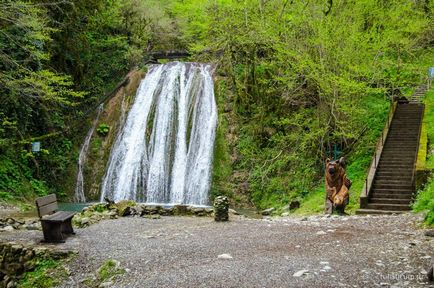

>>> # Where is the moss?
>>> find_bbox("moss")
[413,87,434,225]
[211,79,233,201]
[115,200,136,216]
[17,258,69,288]
[83,259,125,287]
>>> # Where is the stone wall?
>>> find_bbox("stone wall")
[73,202,214,228]
[0,242,71,288]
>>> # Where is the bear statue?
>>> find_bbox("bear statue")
[325,157,352,215]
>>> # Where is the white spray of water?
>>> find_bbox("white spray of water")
[100,62,217,205]
[74,104,104,203]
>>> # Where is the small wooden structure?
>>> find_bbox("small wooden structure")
[35,194,76,243]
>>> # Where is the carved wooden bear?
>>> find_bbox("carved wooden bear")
[325,157,351,214]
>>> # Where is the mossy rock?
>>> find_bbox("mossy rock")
[115,200,137,216]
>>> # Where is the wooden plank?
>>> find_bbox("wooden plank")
[35,194,57,207]
[38,202,58,218]
[42,211,75,222]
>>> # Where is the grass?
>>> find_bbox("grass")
[83,259,126,287]
[18,259,68,288]
[412,86,434,225]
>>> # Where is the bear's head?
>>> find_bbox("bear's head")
[325,157,346,180]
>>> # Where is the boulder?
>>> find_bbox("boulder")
[116,200,136,216]
[261,208,275,216]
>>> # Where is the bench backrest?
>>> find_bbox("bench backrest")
[35,194,58,218]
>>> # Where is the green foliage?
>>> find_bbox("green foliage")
[18,258,67,288]
[0,152,49,201]
[1,0,433,210]
[413,87,434,225]
[98,259,125,281]
[83,259,125,287]
[413,179,434,225]
[210,79,233,200]
[173,0,432,210]
[97,123,110,136]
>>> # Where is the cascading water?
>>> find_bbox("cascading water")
[100,62,218,205]
[74,104,104,203]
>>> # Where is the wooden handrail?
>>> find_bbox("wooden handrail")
[360,101,397,207]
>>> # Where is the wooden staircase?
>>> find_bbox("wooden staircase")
[357,101,424,215]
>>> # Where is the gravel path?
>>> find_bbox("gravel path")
[1,213,434,287]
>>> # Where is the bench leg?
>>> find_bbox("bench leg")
[61,218,75,235]
[41,221,65,243]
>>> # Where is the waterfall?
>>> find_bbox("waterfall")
[74,104,104,203]
[100,62,218,205]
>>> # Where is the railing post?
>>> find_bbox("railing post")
[365,178,368,196]
[374,150,377,167]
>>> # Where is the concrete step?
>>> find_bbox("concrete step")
[371,187,414,194]
[376,173,412,178]
[381,151,416,158]
[390,117,421,123]
[379,157,415,161]
[370,193,413,199]
[374,179,413,185]
[376,165,414,171]
[379,153,415,158]
[369,198,412,205]
[365,203,411,211]
[356,209,405,215]
[382,147,416,151]
[378,161,415,166]
[386,134,419,138]
[375,176,413,182]
[386,133,419,137]
[373,183,414,190]
[384,145,418,148]
[381,147,416,152]
[387,129,420,133]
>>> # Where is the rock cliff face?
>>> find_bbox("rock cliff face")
[78,70,145,201]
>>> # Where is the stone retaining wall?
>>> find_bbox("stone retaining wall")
[0,242,71,288]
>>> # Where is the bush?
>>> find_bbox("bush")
[97,124,110,136]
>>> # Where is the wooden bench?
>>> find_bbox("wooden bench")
[36,194,76,243]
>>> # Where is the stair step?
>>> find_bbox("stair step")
[376,174,412,179]
[379,157,415,161]
[375,177,413,182]
[374,181,413,187]
[377,165,414,170]
[370,193,413,199]
[381,147,416,151]
[386,135,419,138]
[374,177,412,182]
[371,186,414,192]
[356,209,405,215]
[369,198,412,205]
[373,183,414,190]
[378,161,415,166]
[379,155,415,159]
[384,140,418,143]
[366,203,411,211]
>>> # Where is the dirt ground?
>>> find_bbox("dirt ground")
[1,213,434,288]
